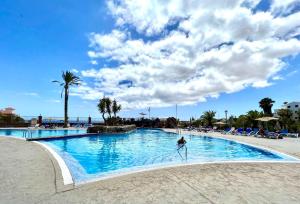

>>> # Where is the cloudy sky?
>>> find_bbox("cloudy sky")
[0,0,300,120]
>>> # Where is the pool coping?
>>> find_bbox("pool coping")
[76,160,300,186]
[33,141,73,185]
[1,130,300,187]
[26,133,98,141]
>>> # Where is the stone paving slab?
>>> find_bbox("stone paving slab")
[0,137,56,204]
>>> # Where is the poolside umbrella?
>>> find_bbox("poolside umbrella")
[255,117,279,122]
[214,121,226,129]
[139,112,147,119]
[255,117,279,130]
[214,121,226,125]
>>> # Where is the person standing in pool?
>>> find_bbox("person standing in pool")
[177,136,187,160]
[177,136,186,147]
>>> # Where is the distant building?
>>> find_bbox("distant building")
[0,107,16,115]
[274,102,300,120]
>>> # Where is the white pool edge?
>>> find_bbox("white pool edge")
[33,141,73,185]
[77,159,300,186]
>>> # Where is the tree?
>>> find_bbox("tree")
[98,97,122,125]
[0,113,25,126]
[165,117,177,128]
[246,110,263,128]
[112,99,122,118]
[98,97,107,124]
[235,115,248,128]
[228,115,237,127]
[297,109,300,122]
[105,98,112,119]
[201,111,216,127]
[259,97,275,116]
[53,71,80,128]
[277,109,293,129]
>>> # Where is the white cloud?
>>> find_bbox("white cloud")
[272,75,283,80]
[21,92,39,97]
[71,68,79,73]
[46,99,61,103]
[78,0,300,109]
[89,30,126,51]
[70,83,104,100]
[286,70,298,77]
[90,60,98,65]
[271,0,300,16]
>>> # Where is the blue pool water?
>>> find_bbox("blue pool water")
[41,129,296,183]
[0,128,86,138]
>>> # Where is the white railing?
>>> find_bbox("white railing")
[22,129,35,139]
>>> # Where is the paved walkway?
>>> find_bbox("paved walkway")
[1,133,300,204]
[0,137,56,204]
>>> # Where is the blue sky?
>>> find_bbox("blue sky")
[0,0,300,120]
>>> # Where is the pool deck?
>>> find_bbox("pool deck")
[1,130,300,203]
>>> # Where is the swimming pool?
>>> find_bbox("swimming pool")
[0,128,86,138]
[40,129,297,183]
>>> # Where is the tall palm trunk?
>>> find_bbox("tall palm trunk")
[102,113,106,125]
[64,86,68,128]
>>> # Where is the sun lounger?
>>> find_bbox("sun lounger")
[245,128,252,136]
[266,132,278,139]
[279,130,298,138]
[224,127,235,134]
[287,133,299,138]
[280,129,289,136]
[235,128,244,135]
[248,128,259,136]
[223,127,231,134]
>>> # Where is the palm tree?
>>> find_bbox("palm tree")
[259,97,275,116]
[112,99,122,118]
[236,115,247,128]
[277,109,293,129]
[201,111,216,127]
[53,71,80,128]
[105,98,112,119]
[246,110,263,128]
[98,97,107,124]
[228,115,236,127]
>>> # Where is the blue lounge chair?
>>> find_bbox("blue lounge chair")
[248,128,259,136]
[266,131,281,139]
[280,129,288,137]
[225,127,235,134]
[245,128,252,136]
[223,127,231,134]
[235,128,244,135]
[280,130,299,138]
